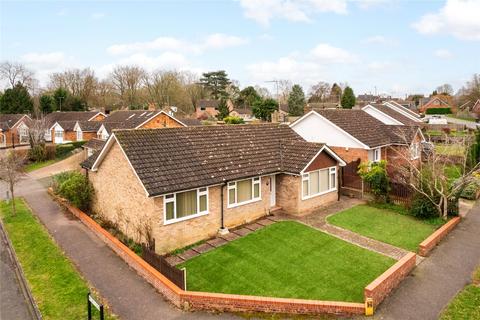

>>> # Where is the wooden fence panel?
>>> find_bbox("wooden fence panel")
[141,245,186,290]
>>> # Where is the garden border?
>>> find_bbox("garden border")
[418,217,461,256]
[49,189,417,316]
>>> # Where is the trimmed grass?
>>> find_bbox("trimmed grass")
[180,221,395,302]
[441,266,480,320]
[24,159,57,172]
[445,164,463,184]
[446,114,477,123]
[435,144,466,157]
[0,199,116,320]
[327,205,442,252]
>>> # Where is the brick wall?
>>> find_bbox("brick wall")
[419,217,460,256]
[141,113,185,129]
[90,114,106,121]
[331,147,368,163]
[364,252,416,307]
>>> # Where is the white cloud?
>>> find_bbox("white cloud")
[20,51,77,84]
[356,0,390,10]
[434,49,453,59]
[310,43,357,63]
[91,12,106,19]
[412,0,480,41]
[107,33,248,55]
[57,8,68,16]
[239,0,347,26]
[364,35,398,46]
[367,61,394,72]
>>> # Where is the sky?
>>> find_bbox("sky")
[1,0,479,97]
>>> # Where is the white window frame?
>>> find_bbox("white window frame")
[54,129,63,139]
[227,177,261,208]
[76,129,83,141]
[301,166,337,200]
[373,148,381,162]
[163,187,209,225]
[410,142,420,160]
[18,126,28,143]
[45,129,52,141]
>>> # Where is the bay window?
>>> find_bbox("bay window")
[302,167,337,199]
[164,187,208,224]
[228,177,261,207]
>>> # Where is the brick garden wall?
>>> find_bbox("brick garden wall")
[364,252,416,308]
[419,217,461,256]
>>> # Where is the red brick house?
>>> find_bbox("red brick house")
[81,124,346,254]
[46,111,106,144]
[290,109,424,186]
[0,114,31,148]
[418,95,455,114]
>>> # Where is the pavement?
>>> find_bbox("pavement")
[372,200,480,320]
[0,220,35,320]
[0,176,239,320]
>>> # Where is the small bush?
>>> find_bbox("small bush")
[460,180,480,200]
[223,116,245,124]
[426,108,452,115]
[53,171,93,211]
[410,193,438,219]
[358,160,390,203]
[28,144,47,162]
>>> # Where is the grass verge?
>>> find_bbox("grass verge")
[327,204,443,252]
[0,199,116,319]
[180,221,395,302]
[441,266,480,320]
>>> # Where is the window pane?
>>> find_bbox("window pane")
[309,171,320,195]
[176,190,197,218]
[228,188,236,204]
[253,183,260,198]
[319,169,329,192]
[330,171,336,189]
[237,179,253,203]
[166,202,174,220]
[302,180,309,197]
[199,194,207,212]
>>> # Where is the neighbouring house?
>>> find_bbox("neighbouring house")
[290,109,425,187]
[362,103,424,126]
[0,114,31,148]
[195,99,220,119]
[418,95,456,114]
[82,138,106,159]
[74,121,104,142]
[96,110,186,141]
[45,111,106,143]
[81,124,346,254]
[230,107,256,122]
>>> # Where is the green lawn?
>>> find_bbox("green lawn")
[441,266,480,320]
[180,221,395,302]
[24,159,57,172]
[327,205,442,252]
[444,164,463,184]
[435,144,466,157]
[0,199,116,320]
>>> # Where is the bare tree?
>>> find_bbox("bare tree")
[27,116,47,149]
[392,130,478,219]
[49,68,98,106]
[183,71,206,112]
[109,65,146,108]
[0,61,35,89]
[308,81,331,103]
[0,152,24,215]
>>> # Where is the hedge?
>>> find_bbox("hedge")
[426,108,452,115]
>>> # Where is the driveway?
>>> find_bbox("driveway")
[0,176,239,320]
[373,201,480,319]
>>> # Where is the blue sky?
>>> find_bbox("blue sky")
[1,0,479,97]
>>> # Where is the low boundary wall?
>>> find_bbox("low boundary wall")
[419,217,461,256]
[49,189,418,316]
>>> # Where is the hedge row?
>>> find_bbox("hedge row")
[426,108,452,115]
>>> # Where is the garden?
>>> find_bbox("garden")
[179,221,395,302]
[24,141,86,172]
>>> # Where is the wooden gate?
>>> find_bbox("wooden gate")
[341,158,362,190]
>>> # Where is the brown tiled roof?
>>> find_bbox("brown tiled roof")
[370,104,419,126]
[177,118,202,126]
[0,114,29,130]
[314,109,418,147]
[45,111,101,128]
[83,138,106,151]
[76,121,103,132]
[197,100,219,108]
[103,110,161,128]
[83,124,330,196]
[385,101,420,118]
[56,120,77,131]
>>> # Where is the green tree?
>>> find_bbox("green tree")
[53,88,69,111]
[223,116,245,124]
[199,71,231,99]
[216,98,230,120]
[341,86,356,109]
[252,98,278,121]
[0,83,33,114]
[236,86,260,108]
[287,84,305,116]
[39,94,55,114]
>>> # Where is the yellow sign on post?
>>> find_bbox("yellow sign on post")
[365,298,374,316]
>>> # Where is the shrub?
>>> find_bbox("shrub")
[426,108,452,114]
[223,116,245,124]
[358,160,390,203]
[460,179,480,200]
[53,171,93,211]
[55,141,86,159]
[410,193,438,219]
[28,144,47,162]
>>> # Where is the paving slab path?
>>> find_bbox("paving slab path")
[372,200,480,320]
[0,176,238,320]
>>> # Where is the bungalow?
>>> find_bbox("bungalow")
[96,110,186,140]
[290,109,424,186]
[195,99,220,119]
[0,114,31,147]
[74,121,103,142]
[418,95,455,114]
[230,108,256,122]
[362,103,424,126]
[46,111,106,143]
[81,124,346,254]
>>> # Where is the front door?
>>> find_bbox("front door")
[270,175,276,207]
